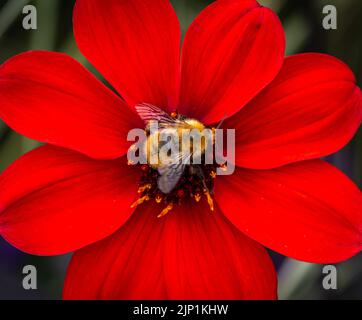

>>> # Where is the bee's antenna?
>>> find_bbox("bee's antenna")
[216,113,228,129]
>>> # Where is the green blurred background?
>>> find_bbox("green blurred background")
[0,0,361,299]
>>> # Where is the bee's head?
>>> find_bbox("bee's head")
[184,118,205,131]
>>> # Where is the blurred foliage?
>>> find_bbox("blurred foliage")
[0,0,361,300]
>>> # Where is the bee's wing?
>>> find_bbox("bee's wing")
[136,103,176,125]
[135,103,190,129]
[157,153,190,194]
[157,163,185,194]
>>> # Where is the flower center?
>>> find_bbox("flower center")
[128,107,226,218]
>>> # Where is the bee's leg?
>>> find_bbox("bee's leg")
[193,165,208,189]
[189,165,197,175]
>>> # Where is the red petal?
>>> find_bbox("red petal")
[179,0,285,124]
[226,53,362,169]
[0,51,141,159]
[162,201,277,300]
[214,160,362,263]
[74,0,181,111]
[0,145,140,255]
[63,201,276,300]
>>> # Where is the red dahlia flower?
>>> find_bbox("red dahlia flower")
[0,0,362,300]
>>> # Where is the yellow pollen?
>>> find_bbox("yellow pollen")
[220,163,228,172]
[210,171,217,179]
[170,112,178,118]
[157,203,173,218]
[204,191,214,212]
[130,195,149,208]
[138,184,152,193]
[194,193,201,202]
[155,194,163,203]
